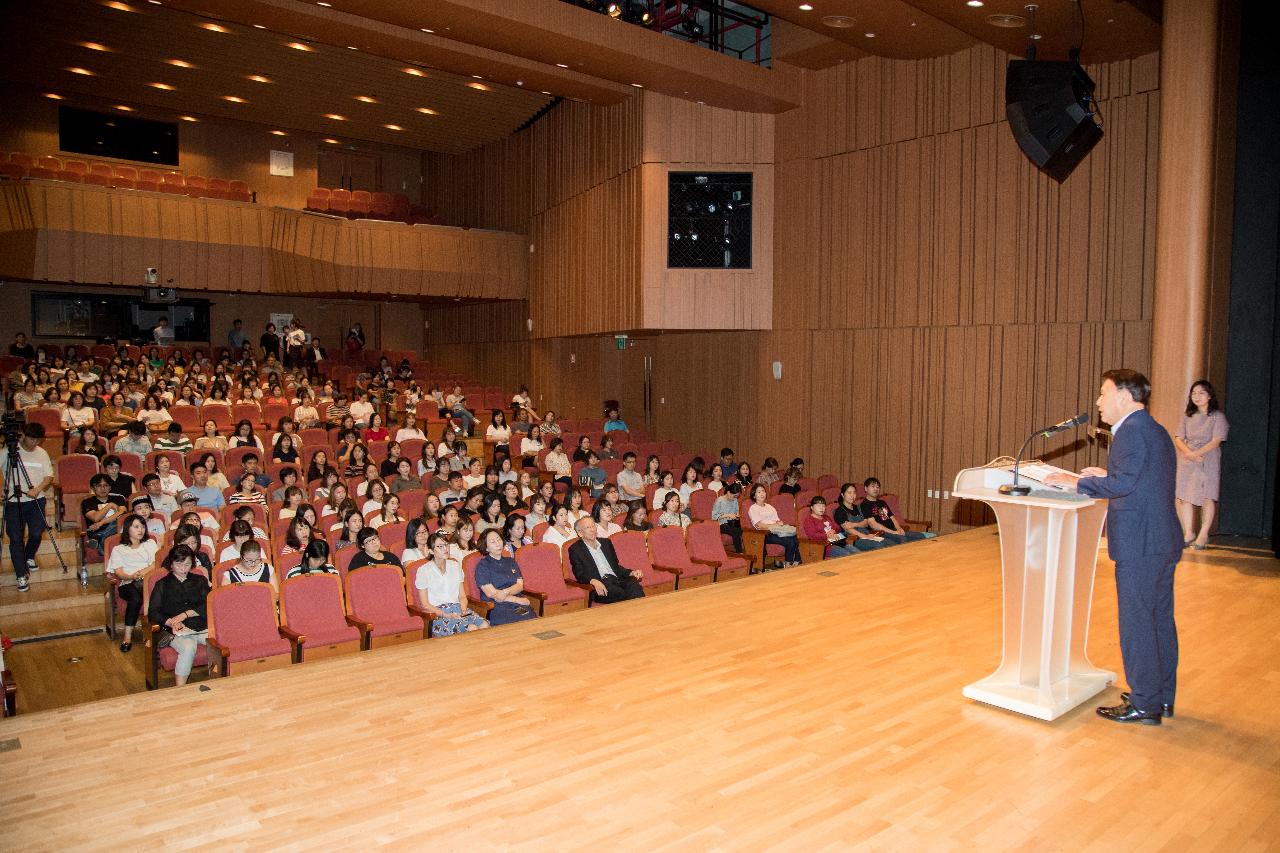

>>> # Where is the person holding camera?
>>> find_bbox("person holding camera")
[1,423,54,592]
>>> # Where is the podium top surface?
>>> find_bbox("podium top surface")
[952,466,1100,510]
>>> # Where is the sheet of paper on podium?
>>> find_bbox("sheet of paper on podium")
[1003,462,1080,489]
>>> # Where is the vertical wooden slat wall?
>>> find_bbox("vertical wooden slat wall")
[422,44,1162,533]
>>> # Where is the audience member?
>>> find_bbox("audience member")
[146,545,211,686]
[413,532,489,636]
[105,513,159,650]
[568,518,645,604]
[1,423,53,592]
[474,529,538,625]
[859,478,927,544]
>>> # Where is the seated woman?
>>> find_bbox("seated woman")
[756,457,781,488]
[502,514,532,556]
[389,458,424,495]
[395,411,426,443]
[401,518,432,564]
[227,471,267,507]
[272,433,300,465]
[229,419,264,451]
[333,507,365,551]
[734,461,754,489]
[474,494,506,539]
[221,540,277,590]
[571,435,593,465]
[173,524,214,572]
[678,464,703,511]
[543,438,572,485]
[540,504,578,550]
[216,519,255,563]
[378,441,404,479]
[347,526,402,573]
[705,463,727,494]
[833,484,889,552]
[485,409,513,461]
[499,480,525,514]
[194,420,228,451]
[321,484,349,519]
[564,488,589,524]
[105,513,159,653]
[414,532,489,637]
[280,517,314,557]
[98,391,134,436]
[306,449,336,485]
[712,482,745,553]
[359,479,388,515]
[655,492,690,529]
[778,467,803,496]
[370,494,405,529]
[153,454,186,498]
[519,424,544,469]
[746,483,801,568]
[363,412,390,443]
[61,390,96,443]
[293,391,321,429]
[285,539,338,579]
[449,519,477,564]
[146,544,212,686]
[651,470,678,512]
[416,442,439,480]
[474,528,539,625]
[591,500,622,538]
[74,426,108,460]
[624,503,651,532]
[597,434,619,462]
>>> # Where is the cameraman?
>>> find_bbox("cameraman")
[1,422,54,593]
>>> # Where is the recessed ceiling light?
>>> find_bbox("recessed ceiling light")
[1030,32,1042,39]
[287,42,313,51]
[199,22,230,33]
[44,93,64,100]
[540,90,551,95]
[79,41,111,51]
[166,59,195,68]
[798,3,813,9]
[555,63,569,68]
[270,130,287,136]
[466,82,490,91]
[115,105,133,111]
[178,115,198,122]
[316,1,331,6]
[420,28,434,33]
[864,32,876,37]
[323,138,340,144]
[383,124,403,131]
[354,95,377,103]
[347,46,358,50]
[148,82,175,90]
[967,0,984,6]
[986,13,1026,27]
[402,67,426,76]
[471,75,484,79]
[66,67,95,76]
[822,14,854,27]
[102,1,136,10]
[324,113,346,120]
[147,0,162,4]
[416,107,438,115]
[247,75,271,83]
[631,82,644,88]
[223,95,246,103]
[253,24,266,29]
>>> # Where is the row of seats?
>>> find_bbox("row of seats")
[0,152,253,201]
[136,521,755,688]
[304,187,441,225]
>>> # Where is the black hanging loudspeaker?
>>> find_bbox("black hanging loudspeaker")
[1005,59,1103,183]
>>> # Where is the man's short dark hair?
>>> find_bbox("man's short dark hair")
[102,454,121,468]
[189,461,206,475]
[127,421,146,436]
[89,473,110,488]
[810,495,827,507]
[447,470,463,481]
[141,473,160,487]
[167,422,183,434]
[1102,369,1151,405]
[22,422,45,440]
[623,451,636,462]
[720,447,734,457]
[242,452,259,464]
[863,477,881,488]
[279,466,298,483]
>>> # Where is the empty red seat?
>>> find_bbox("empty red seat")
[610,531,675,594]
[686,521,751,581]
[0,163,25,179]
[206,177,230,199]
[9,152,34,169]
[57,159,87,182]
[136,169,161,191]
[30,155,61,180]
[306,187,331,211]
[158,172,186,194]
[227,180,251,202]
[183,174,207,197]
[349,190,372,217]
[648,526,714,589]
[206,582,293,676]
[280,573,362,661]
[370,191,394,218]
[112,165,137,189]
[515,543,588,616]
[392,193,411,221]
[344,564,426,649]
[84,163,113,187]
[327,188,351,216]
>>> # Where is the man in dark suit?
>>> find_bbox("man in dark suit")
[568,518,645,604]
[1047,369,1183,725]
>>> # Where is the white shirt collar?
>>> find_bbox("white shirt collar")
[1111,407,1141,434]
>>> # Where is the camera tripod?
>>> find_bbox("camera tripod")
[4,435,75,586]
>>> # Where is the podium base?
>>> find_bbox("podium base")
[963,669,1116,721]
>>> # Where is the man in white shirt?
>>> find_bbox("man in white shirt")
[1,423,55,592]
[567,518,645,604]
[153,317,175,346]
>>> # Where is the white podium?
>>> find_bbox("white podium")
[953,465,1115,721]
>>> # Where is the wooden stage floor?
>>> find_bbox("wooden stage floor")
[3,528,1278,851]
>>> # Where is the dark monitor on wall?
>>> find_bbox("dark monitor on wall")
[668,172,752,269]
[58,106,179,166]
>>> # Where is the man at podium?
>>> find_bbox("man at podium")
[1046,369,1183,726]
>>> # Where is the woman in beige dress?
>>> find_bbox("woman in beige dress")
[1173,380,1228,550]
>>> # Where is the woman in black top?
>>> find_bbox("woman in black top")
[778,467,803,496]
[347,527,402,573]
[147,545,212,686]
[572,435,593,464]
[286,540,339,579]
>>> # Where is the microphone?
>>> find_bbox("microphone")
[999,412,1089,495]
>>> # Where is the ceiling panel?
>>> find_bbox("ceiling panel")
[0,0,554,154]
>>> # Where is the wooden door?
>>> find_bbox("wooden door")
[317,149,346,191]
[316,148,382,191]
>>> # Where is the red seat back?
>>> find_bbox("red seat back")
[57,453,100,494]
[280,573,359,642]
[687,521,732,562]
[208,582,291,658]
[769,494,797,525]
[688,489,716,522]
[344,563,413,623]
[649,526,696,570]
[515,543,580,604]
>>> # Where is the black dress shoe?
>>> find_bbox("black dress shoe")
[119,642,132,653]
[1121,692,1173,717]
[1097,701,1162,725]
